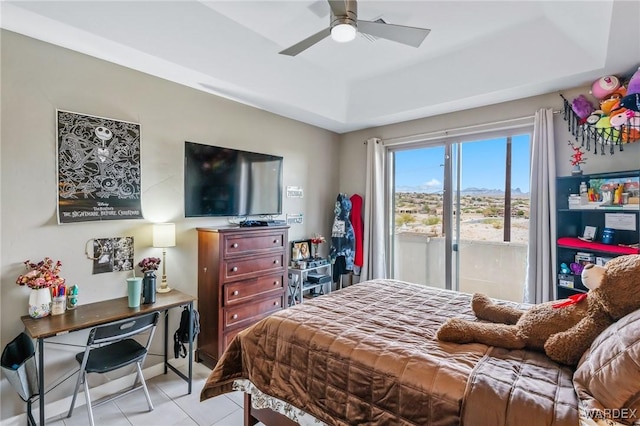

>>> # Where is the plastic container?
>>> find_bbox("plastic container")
[580,182,588,204]
[51,296,66,316]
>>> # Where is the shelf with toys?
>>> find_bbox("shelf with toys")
[556,169,640,300]
[561,67,640,156]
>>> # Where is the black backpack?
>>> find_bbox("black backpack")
[174,307,200,358]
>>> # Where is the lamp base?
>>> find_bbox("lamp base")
[157,286,172,293]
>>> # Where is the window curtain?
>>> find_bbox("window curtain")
[361,137,387,280]
[524,108,556,303]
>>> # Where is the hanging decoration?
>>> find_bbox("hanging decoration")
[560,67,640,156]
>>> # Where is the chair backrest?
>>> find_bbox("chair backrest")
[87,312,160,346]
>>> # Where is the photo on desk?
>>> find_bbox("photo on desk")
[291,239,311,261]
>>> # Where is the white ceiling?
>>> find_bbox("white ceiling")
[2,1,639,133]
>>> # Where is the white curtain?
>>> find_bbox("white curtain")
[524,108,556,303]
[361,137,387,280]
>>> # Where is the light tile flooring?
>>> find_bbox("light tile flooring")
[46,362,264,426]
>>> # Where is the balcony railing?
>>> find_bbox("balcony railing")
[393,232,527,303]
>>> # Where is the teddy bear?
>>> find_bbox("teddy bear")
[436,254,640,366]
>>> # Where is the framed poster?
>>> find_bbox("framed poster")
[56,110,143,223]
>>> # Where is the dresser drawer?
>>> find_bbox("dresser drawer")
[223,295,284,330]
[224,274,284,306]
[223,254,284,282]
[223,232,285,258]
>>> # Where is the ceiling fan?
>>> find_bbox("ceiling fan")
[279,0,431,56]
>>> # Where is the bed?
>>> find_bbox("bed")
[201,279,640,426]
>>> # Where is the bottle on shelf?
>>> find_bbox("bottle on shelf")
[580,181,588,204]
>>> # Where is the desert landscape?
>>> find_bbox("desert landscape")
[394,192,530,243]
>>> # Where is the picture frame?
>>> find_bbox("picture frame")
[291,239,312,262]
[580,225,598,241]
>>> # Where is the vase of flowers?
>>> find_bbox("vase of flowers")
[138,257,160,304]
[310,234,326,259]
[568,140,586,175]
[16,258,65,318]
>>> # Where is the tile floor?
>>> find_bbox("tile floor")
[46,362,264,426]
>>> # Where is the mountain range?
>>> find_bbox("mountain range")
[396,186,530,197]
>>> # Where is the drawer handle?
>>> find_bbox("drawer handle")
[232,314,238,320]
[232,266,238,272]
[274,260,279,265]
[232,243,238,248]
[274,281,279,286]
[203,267,207,273]
[273,301,279,306]
[232,290,239,296]
[274,239,279,244]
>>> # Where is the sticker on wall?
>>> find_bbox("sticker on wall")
[87,237,135,274]
[56,110,143,224]
[286,186,304,198]
[286,213,304,225]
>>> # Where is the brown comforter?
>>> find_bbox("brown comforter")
[201,279,579,425]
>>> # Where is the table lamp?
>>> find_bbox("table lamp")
[153,223,175,293]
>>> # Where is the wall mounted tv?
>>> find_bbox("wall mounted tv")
[184,142,283,217]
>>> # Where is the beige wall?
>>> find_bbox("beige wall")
[0,30,339,418]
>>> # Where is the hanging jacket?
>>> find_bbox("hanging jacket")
[329,193,355,272]
[350,194,364,268]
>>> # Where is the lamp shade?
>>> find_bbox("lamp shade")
[152,223,176,248]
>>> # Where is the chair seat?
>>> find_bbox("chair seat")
[75,339,147,374]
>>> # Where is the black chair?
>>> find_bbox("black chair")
[67,312,160,425]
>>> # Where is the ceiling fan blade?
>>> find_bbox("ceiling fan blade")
[279,27,331,56]
[328,0,347,17]
[358,20,430,48]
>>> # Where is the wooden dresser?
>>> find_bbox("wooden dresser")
[196,226,289,368]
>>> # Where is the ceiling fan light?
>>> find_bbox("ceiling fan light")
[331,23,356,43]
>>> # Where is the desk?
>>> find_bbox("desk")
[21,289,196,426]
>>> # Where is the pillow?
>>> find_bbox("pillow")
[573,308,640,425]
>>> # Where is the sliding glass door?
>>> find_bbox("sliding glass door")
[390,134,531,302]
[392,145,450,289]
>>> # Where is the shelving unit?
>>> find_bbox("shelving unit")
[287,260,332,306]
[556,170,640,300]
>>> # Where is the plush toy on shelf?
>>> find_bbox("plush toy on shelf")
[620,67,640,112]
[437,254,640,366]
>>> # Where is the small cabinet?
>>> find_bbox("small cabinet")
[196,226,289,368]
[287,260,332,306]
[555,170,640,299]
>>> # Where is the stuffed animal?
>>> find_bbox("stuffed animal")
[609,108,640,142]
[571,94,595,121]
[437,254,640,366]
[591,75,621,100]
[620,67,640,112]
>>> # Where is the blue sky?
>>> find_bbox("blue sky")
[394,134,531,193]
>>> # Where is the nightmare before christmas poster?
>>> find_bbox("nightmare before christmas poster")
[56,110,143,223]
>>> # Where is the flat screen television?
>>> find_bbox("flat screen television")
[184,141,283,217]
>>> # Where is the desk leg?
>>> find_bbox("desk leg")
[163,304,193,395]
[164,309,169,374]
[38,337,44,426]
